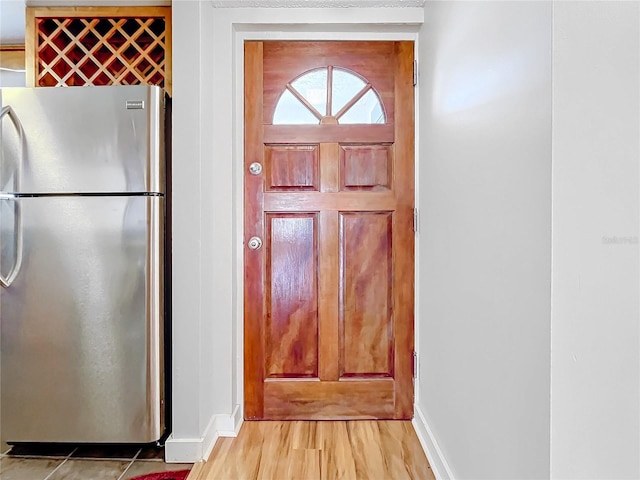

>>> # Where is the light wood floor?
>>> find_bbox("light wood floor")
[187,420,435,480]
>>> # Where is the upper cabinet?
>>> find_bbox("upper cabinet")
[25,6,172,95]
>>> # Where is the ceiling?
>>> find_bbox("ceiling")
[211,0,424,7]
[0,0,425,45]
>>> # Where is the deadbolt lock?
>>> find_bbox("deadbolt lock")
[248,236,263,250]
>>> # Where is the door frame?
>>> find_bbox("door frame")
[233,27,422,422]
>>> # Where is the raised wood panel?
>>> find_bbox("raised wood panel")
[264,380,395,419]
[265,145,319,191]
[341,144,392,191]
[340,212,393,377]
[265,214,319,378]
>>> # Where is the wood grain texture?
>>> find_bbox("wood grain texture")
[25,8,36,87]
[340,212,393,377]
[266,145,319,191]
[26,6,172,94]
[0,46,25,71]
[341,145,392,190]
[264,191,395,212]
[318,210,339,381]
[244,41,266,419]
[188,421,435,480]
[317,422,357,479]
[264,124,394,144]
[391,41,416,418]
[262,42,396,125]
[319,143,339,193]
[245,41,415,420]
[265,214,319,377]
[264,380,394,419]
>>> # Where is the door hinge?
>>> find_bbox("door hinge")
[413,351,418,379]
[413,207,418,233]
[413,59,418,86]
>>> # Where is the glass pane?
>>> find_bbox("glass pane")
[273,89,320,125]
[291,68,328,117]
[339,89,386,124]
[331,68,366,116]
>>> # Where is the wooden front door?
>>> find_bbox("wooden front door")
[244,41,415,420]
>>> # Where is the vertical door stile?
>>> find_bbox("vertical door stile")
[393,41,416,418]
[244,41,265,419]
[318,143,340,382]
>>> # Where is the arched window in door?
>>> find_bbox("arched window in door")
[272,66,386,125]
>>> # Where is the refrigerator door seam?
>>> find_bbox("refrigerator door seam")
[5,192,164,198]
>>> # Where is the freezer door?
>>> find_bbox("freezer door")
[0,85,164,194]
[0,195,164,443]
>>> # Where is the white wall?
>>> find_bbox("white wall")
[0,71,25,87]
[416,2,552,478]
[551,2,640,478]
[169,0,230,461]
[0,0,25,87]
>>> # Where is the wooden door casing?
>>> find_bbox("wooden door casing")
[245,41,415,420]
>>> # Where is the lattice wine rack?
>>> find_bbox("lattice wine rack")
[26,7,172,95]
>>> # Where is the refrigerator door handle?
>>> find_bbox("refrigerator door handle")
[0,105,25,193]
[0,196,23,288]
[0,106,25,287]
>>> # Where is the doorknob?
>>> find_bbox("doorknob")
[249,162,262,175]
[248,236,262,250]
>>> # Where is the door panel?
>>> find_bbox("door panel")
[265,213,319,378]
[340,211,393,377]
[245,41,415,420]
[265,145,319,191]
[340,144,392,191]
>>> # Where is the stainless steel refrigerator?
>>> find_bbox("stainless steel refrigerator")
[0,85,167,444]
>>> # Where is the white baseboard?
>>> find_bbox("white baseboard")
[412,404,455,480]
[215,403,243,436]
[165,407,242,463]
[164,415,218,463]
[231,403,244,435]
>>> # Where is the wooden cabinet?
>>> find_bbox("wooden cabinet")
[26,6,171,95]
[0,46,25,73]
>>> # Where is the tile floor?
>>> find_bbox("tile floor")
[0,442,192,480]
